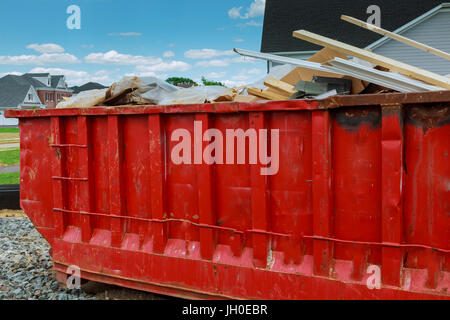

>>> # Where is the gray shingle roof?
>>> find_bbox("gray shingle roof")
[24,73,49,78]
[51,75,64,88]
[70,82,107,94]
[22,74,50,88]
[0,75,32,108]
[261,0,445,53]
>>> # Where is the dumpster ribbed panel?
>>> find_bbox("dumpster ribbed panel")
[6,96,449,300]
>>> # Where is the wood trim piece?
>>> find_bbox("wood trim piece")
[341,15,450,61]
[248,88,288,101]
[263,77,296,96]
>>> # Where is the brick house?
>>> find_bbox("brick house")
[0,73,73,125]
[23,73,73,108]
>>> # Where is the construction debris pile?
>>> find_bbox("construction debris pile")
[57,14,450,109]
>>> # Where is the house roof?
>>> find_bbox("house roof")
[261,0,445,53]
[70,82,108,94]
[24,73,49,78]
[0,75,33,108]
[22,74,50,88]
[51,75,64,88]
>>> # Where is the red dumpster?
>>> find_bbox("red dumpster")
[5,91,450,300]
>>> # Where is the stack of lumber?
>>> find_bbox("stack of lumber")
[232,13,450,101]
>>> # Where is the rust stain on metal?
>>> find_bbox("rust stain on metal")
[406,104,450,134]
[55,149,62,160]
[334,106,381,131]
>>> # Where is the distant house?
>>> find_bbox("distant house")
[0,73,73,125]
[22,73,73,108]
[261,0,450,74]
[70,82,108,94]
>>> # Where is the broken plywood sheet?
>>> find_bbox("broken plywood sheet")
[279,48,367,94]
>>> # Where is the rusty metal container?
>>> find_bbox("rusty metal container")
[5,91,450,299]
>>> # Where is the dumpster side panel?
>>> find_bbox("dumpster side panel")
[268,111,313,260]
[11,99,450,300]
[19,117,55,243]
[403,106,450,280]
[332,107,382,273]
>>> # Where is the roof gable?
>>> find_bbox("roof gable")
[261,0,445,53]
[51,75,65,88]
[0,75,32,108]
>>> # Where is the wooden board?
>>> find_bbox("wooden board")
[292,29,450,89]
[341,15,450,61]
[248,88,288,101]
[308,47,348,63]
[233,94,263,103]
[264,77,296,96]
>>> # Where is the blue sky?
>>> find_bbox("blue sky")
[0,0,267,87]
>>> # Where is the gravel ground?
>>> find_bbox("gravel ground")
[0,216,95,300]
[0,215,168,300]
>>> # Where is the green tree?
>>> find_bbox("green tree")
[201,76,224,87]
[166,77,198,88]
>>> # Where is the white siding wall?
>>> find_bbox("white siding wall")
[373,10,450,75]
[24,87,40,103]
[33,76,50,86]
[0,110,18,126]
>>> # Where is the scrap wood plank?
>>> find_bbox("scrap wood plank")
[264,77,296,96]
[248,88,288,101]
[233,94,262,103]
[292,29,450,89]
[341,15,450,61]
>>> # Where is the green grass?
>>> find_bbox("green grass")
[0,128,19,133]
[0,149,20,166]
[0,172,19,184]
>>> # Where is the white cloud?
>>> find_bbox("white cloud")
[233,38,245,43]
[221,79,248,88]
[197,59,231,67]
[85,51,191,75]
[220,66,266,88]
[108,32,142,36]
[85,50,162,65]
[82,44,94,49]
[0,71,22,78]
[228,0,265,19]
[206,71,227,79]
[237,20,263,28]
[0,53,80,66]
[184,49,235,60]
[134,60,191,73]
[196,56,256,68]
[169,43,175,47]
[231,75,249,81]
[29,67,118,86]
[228,7,243,19]
[163,50,175,58]
[247,68,262,75]
[26,43,65,53]
[126,71,169,80]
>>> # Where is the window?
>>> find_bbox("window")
[57,93,61,101]
[45,93,48,101]
[28,93,33,101]
[50,93,54,102]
